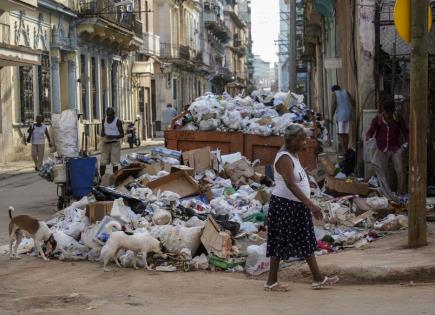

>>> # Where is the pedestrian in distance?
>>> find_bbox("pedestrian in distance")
[330,85,355,156]
[162,103,177,130]
[100,107,124,177]
[27,115,52,171]
[366,100,409,194]
[264,124,339,292]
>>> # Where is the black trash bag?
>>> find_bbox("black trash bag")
[339,149,356,176]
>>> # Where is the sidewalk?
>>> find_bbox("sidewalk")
[0,138,164,180]
[259,223,435,284]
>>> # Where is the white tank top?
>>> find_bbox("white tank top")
[104,117,120,139]
[31,125,47,145]
[272,150,310,202]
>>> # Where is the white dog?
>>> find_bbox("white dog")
[101,221,166,271]
[8,206,57,261]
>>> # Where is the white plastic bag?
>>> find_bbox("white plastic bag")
[149,225,203,256]
[152,208,172,225]
[51,109,79,157]
[245,243,270,276]
[190,254,209,270]
[110,198,138,224]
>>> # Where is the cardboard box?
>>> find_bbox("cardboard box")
[200,216,233,259]
[146,171,200,198]
[319,156,336,176]
[86,201,114,224]
[171,165,195,177]
[325,176,369,196]
[182,147,212,173]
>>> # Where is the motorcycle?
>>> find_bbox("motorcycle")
[126,122,140,148]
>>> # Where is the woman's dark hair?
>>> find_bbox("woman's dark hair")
[331,85,341,92]
[382,101,396,114]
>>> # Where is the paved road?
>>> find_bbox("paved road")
[0,146,154,244]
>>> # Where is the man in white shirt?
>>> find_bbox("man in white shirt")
[27,115,52,171]
[100,107,124,176]
[162,103,177,130]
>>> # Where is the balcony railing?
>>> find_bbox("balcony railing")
[160,43,196,61]
[79,0,139,31]
[142,32,160,56]
[0,23,10,45]
[204,10,229,42]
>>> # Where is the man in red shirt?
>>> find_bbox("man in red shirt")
[366,101,409,194]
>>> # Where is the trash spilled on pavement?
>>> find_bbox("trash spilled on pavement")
[4,92,420,276]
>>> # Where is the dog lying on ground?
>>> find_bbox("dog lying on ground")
[8,206,57,261]
[101,221,166,271]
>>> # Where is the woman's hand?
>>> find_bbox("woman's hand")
[309,203,323,221]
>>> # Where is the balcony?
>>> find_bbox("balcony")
[141,32,160,57]
[160,43,195,61]
[79,0,138,32]
[204,10,230,43]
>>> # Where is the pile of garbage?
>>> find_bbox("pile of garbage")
[173,91,328,142]
[10,145,412,276]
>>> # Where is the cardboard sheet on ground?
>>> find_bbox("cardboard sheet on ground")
[145,171,200,198]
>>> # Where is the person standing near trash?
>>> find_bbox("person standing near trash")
[366,101,409,194]
[265,124,339,292]
[100,107,124,177]
[27,115,52,171]
[162,103,177,130]
[331,85,355,155]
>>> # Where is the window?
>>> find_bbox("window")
[38,55,51,122]
[19,66,34,124]
[80,54,89,119]
[172,78,177,100]
[101,59,107,110]
[91,57,98,119]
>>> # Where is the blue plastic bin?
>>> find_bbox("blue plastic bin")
[68,157,96,199]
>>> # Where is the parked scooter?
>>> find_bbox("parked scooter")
[126,121,140,148]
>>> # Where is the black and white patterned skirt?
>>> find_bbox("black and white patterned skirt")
[266,195,317,260]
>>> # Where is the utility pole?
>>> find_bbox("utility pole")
[408,0,429,248]
[288,0,297,92]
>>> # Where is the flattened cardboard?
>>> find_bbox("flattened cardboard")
[200,216,233,259]
[171,165,195,177]
[182,147,212,173]
[325,176,369,196]
[86,201,114,224]
[145,171,200,198]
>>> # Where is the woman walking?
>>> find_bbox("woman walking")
[264,124,338,292]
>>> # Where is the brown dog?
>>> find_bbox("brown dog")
[8,207,57,261]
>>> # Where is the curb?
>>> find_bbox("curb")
[254,262,435,285]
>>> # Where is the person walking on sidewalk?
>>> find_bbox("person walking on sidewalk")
[27,115,52,171]
[100,107,124,177]
[366,101,409,194]
[331,85,355,155]
[264,124,339,292]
